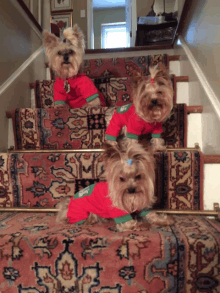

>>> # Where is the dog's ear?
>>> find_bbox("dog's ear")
[153,62,170,80]
[63,24,85,52]
[43,30,59,58]
[102,143,121,164]
[131,70,144,88]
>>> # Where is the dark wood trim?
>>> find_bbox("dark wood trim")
[169,55,181,61]
[187,106,203,114]
[173,75,177,104]
[29,83,35,89]
[6,111,12,119]
[204,155,220,164]
[51,9,73,14]
[176,76,189,82]
[173,0,192,44]
[85,44,173,54]
[16,0,43,33]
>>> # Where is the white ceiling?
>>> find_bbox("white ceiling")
[93,0,125,10]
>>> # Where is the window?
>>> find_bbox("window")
[101,22,127,49]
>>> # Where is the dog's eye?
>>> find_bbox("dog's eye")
[135,174,141,180]
[158,91,162,95]
[58,51,62,55]
[69,49,73,54]
[120,177,125,182]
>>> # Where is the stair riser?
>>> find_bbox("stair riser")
[187,114,203,150]
[204,164,220,210]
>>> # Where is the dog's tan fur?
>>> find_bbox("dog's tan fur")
[43,24,101,107]
[107,63,173,152]
[56,142,174,231]
[132,63,173,151]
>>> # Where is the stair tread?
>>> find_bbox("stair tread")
[7,104,187,150]
[1,149,203,210]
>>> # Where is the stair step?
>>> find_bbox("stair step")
[187,106,203,114]
[7,146,201,153]
[29,73,189,108]
[45,56,182,67]
[168,55,181,61]
[8,105,202,116]
[30,75,189,89]
[45,55,182,65]
[1,148,203,211]
[45,55,181,80]
[6,104,187,150]
[176,76,189,82]
[204,155,220,163]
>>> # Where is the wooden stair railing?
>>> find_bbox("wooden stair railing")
[16,0,43,33]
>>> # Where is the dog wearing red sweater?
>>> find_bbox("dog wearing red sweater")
[56,143,174,231]
[106,63,173,152]
[43,24,105,108]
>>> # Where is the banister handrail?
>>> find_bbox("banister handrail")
[16,0,43,33]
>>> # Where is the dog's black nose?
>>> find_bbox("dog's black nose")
[63,54,69,62]
[128,187,136,194]
[152,99,158,105]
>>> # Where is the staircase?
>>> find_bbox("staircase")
[1,53,220,292]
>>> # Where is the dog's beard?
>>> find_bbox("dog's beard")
[139,98,171,123]
[133,82,173,123]
[135,92,172,123]
[109,177,155,213]
[52,55,81,79]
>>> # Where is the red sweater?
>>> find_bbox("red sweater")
[54,74,106,108]
[106,103,163,141]
[67,182,150,225]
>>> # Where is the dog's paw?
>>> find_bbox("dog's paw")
[165,215,175,226]
[136,221,151,231]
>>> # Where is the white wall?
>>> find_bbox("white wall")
[174,0,220,154]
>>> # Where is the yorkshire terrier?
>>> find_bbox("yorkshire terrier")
[43,24,105,109]
[105,63,173,152]
[56,142,174,231]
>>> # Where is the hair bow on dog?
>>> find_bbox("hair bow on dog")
[151,78,154,83]
[127,159,133,165]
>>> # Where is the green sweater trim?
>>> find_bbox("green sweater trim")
[74,183,96,199]
[114,214,133,224]
[116,103,132,113]
[75,219,86,225]
[86,93,99,102]
[106,134,117,141]
[127,133,138,140]
[54,100,66,105]
[139,209,151,217]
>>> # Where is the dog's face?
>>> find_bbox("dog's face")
[132,63,173,123]
[48,42,82,79]
[103,143,156,213]
[43,24,85,79]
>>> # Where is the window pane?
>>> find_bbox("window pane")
[102,23,127,49]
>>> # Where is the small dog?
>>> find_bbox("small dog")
[105,63,173,152]
[56,142,174,231]
[43,24,105,109]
